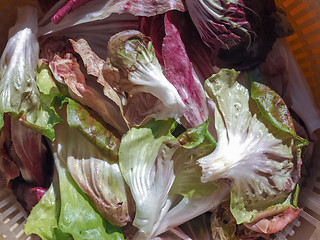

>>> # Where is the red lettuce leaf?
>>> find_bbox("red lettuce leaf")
[69,38,105,77]
[185,0,291,70]
[0,115,20,187]
[140,11,218,82]
[49,54,128,133]
[162,11,209,127]
[139,12,211,127]
[10,119,48,187]
[244,207,301,234]
[11,178,48,213]
[122,92,160,126]
[176,12,219,81]
[69,38,124,110]
[139,15,165,65]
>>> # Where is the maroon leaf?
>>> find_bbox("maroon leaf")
[163,11,208,127]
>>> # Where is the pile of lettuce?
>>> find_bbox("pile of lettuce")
[1,0,319,239]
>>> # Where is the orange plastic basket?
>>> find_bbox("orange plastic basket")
[0,0,320,239]
[275,0,320,110]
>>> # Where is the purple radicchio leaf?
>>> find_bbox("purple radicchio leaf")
[185,0,292,70]
[162,11,209,128]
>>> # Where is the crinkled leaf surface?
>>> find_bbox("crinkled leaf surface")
[49,53,128,133]
[199,69,302,224]
[108,30,186,123]
[170,120,218,198]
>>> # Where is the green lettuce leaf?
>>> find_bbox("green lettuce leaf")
[199,68,304,224]
[25,156,124,240]
[35,62,64,140]
[176,119,216,148]
[53,118,132,227]
[56,158,118,239]
[119,118,229,238]
[170,119,219,198]
[247,69,294,135]
[24,174,61,240]
[119,119,178,239]
[108,30,186,124]
[62,97,120,163]
[248,70,309,149]
[0,7,62,140]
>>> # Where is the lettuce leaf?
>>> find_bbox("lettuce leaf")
[185,0,292,70]
[39,0,185,35]
[162,12,209,128]
[68,37,127,126]
[53,117,132,227]
[107,30,186,124]
[40,14,140,60]
[10,117,48,186]
[119,119,178,239]
[148,120,224,235]
[25,156,125,240]
[244,207,301,235]
[260,39,320,135]
[119,118,229,238]
[178,213,213,240]
[24,175,61,240]
[199,69,305,224]
[69,38,105,77]
[56,158,123,239]
[63,97,120,162]
[210,200,270,240]
[49,52,128,133]
[139,12,211,128]
[0,6,62,140]
[140,11,219,82]
[170,120,218,198]
[153,184,230,237]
